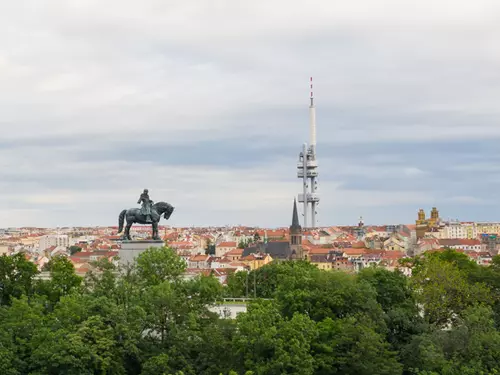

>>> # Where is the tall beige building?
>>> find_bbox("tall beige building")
[39,235,69,251]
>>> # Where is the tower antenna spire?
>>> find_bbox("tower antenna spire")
[309,77,316,148]
[310,76,314,106]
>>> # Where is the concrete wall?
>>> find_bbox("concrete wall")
[119,240,164,266]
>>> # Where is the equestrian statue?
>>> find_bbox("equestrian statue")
[117,189,175,240]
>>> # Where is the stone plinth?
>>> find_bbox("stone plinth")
[119,240,164,266]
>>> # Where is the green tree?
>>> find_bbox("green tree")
[37,255,82,305]
[228,260,320,299]
[440,305,500,374]
[402,305,500,374]
[4,241,500,375]
[224,270,247,298]
[141,275,220,346]
[237,238,252,249]
[191,319,236,375]
[253,232,261,243]
[400,333,447,374]
[0,253,38,305]
[84,257,118,298]
[205,239,215,255]
[313,316,402,375]
[69,245,82,255]
[277,268,384,327]
[358,267,414,312]
[141,354,172,375]
[412,257,490,327]
[0,295,45,373]
[136,246,186,286]
[29,315,128,375]
[359,267,424,348]
[233,301,316,375]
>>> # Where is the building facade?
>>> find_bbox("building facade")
[39,235,69,251]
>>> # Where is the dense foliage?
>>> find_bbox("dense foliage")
[1,248,500,374]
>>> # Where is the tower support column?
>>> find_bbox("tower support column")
[302,142,308,229]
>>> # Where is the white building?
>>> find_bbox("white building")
[69,235,96,246]
[438,239,482,252]
[39,235,69,251]
[439,221,478,239]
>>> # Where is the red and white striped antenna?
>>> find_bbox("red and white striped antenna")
[309,76,316,147]
[310,76,314,105]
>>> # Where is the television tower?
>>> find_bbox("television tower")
[297,77,320,228]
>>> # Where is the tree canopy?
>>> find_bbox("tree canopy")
[1,248,500,374]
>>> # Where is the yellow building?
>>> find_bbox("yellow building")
[477,223,500,235]
[239,252,273,270]
[416,207,441,239]
[465,224,475,239]
[384,234,406,252]
[307,247,356,272]
[20,237,41,246]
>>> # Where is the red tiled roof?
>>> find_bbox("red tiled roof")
[381,251,405,260]
[229,262,247,268]
[218,241,237,247]
[255,229,287,238]
[72,251,94,258]
[427,248,465,253]
[459,239,481,245]
[343,248,368,255]
[352,241,366,248]
[189,254,210,262]
[212,268,235,275]
[439,239,480,246]
[309,247,332,255]
[165,233,179,240]
[103,235,121,240]
[225,248,243,256]
[240,254,256,261]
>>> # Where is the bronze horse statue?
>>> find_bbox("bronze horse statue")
[118,201,174,240]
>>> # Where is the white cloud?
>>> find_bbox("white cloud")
[0,0,499,226]
[403,167,425,177]
[444,196,486,204]
[330,189,432,208]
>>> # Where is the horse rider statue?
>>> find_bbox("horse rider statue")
[137,188,153,223]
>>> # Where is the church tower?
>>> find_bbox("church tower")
[429,207,439,227]
[416,208,428,240]
[290,198,303,260]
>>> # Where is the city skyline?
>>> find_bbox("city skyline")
[1,1,500,227]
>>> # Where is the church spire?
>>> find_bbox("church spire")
[289,197,303,260]
[292,198,300,229]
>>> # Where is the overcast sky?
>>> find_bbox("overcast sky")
[1,1,500,228]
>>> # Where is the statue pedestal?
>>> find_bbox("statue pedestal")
[119,240,164,266]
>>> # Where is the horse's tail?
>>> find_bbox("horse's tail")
[118,210,127,233]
